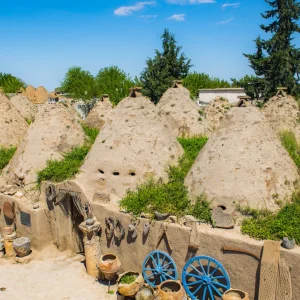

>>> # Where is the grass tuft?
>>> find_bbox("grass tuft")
[280,130,300,168]
[0,147,17,171]
[81,124,100,144]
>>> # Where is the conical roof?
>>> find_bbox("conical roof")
[10,95,37,122]
[2,104,86,189]
[262,93,300,141]
[76,95,184,200]
[85,95,113,129]
[205,97,231,131]
[185,106,299,211]
[0,93,29,147]
[157,87,211,137]
[23,85,49,104]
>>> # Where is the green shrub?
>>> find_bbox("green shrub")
[188,194,212,224]
[120,136,211,219]
[280,130,300,168]
[0,147,17,171]
[36,146,89,186]
[119,273,138,284]
[241,192,300,244]
[81,124,99,144]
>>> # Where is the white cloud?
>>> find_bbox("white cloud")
[166,0,215,4]
[140,14,158,18]
[216,17,234,25]
[114,1,156,16]
[221,2,240,9]
[168,14,186,21]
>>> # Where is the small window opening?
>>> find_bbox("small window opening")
[99,170,104,174]
[113,172,120,176]
[218,205,226,210]
[129,172,136,176]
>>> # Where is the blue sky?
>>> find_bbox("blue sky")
[0,0,298,91]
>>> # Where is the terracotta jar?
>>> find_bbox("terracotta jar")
[117,271,144,298]
[136,286,155,300]
[222,289,249,300]
[12,237,31,257]
[156,280,187,300]
[98,253,121,280]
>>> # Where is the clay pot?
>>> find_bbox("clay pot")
[117,271,144,298]
[98,253,121,280]
[156,280,187,300]
[12,237,31,257]
[3,226,14,235]
[136,286,155,300]
[222,289,249,300]
[86,218,95,226]
[155,211,170,221]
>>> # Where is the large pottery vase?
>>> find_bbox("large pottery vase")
[98,253,121,280]
[117,271,144,298]
[222,289,249,300]
[156,280,187,300]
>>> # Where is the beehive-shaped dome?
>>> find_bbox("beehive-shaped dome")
[85,95,113,129]
[0,93,29,147]
[23,85,49,104]
[185,107,299,211]
[2,104,86,188]
[76,95,184,200]
[10,95,37,122]
[157,87,210,137]
[205,97,231,131]
[262,93,300,141]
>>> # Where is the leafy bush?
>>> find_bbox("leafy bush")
[81,124,99,144]
[0,147,17,171]
[280,130,300,168]
[0,73,26,93]
[241,192,300,244]
[36,146,89,186]
[120,136,211,219]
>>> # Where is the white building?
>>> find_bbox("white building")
[198,88,246,104]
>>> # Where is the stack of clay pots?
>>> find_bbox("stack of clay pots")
[3,226,17,257]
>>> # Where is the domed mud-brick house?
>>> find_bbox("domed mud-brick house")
[157,81,211,137]
[1,104,86,199]
[10,94,37,123]
[84,94,113,130]
[185,106,300,211]
[262,87,300,141]
[0,93,29,147]
[75,87,184,202]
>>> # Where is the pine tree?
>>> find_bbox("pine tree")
[245,0,300,98]
[140,29,192,103]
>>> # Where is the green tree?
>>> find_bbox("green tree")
[61,66,97,101]
[183,72,231,99]
[0,73,26,93]
[140,29,192,103]
[244,0,300,98]
[95,66,134,106]
[231,75,266,99]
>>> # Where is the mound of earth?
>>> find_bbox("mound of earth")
[205,98,231,131]
[0,93,29,147]
[10,95,37,122]
[23,85,49,104]
[85,95,113,130]
[76,95,184,200]
[157,87,211,137]
[2,104,86,193]
[262,93,300,141]
[185,106,299,211]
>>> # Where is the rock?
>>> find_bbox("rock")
[282,237,295,249]
[12,237,31,257]
[33,203,39,209]
[155,211,170,221]
[15,191,24,198]
[211,207,234,229]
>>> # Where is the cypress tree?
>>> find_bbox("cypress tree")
[245,0,300,98]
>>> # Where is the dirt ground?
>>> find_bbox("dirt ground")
[0,245,116,300]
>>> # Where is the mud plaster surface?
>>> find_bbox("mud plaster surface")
[0,246,116,300]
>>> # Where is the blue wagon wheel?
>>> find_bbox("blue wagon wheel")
[142,250,178,288]
[182,256,230,300]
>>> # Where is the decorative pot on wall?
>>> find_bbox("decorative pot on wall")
[156,280,187,300]
[222,289,249,300]
[117,271,144,298]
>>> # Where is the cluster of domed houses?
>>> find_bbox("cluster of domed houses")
[0,83,300,299]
